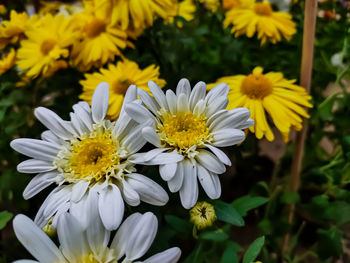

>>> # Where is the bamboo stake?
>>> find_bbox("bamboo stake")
[281,0,318,255]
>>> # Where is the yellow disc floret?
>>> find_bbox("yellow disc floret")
[190,201,216,230]
[240,73,273,100]
[158,112,211,154]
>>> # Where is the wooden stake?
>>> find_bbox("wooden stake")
[281,0,318,255]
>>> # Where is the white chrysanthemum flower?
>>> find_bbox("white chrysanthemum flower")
[13,200,181,263]
[10,83,169,230]
[125,79,253,209]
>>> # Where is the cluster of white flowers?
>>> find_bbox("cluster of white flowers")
[11,79,253,262]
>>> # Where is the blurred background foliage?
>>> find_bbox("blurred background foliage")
[0,0,350,262]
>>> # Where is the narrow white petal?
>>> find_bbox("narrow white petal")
[179,159,198,209]
[143,247,181,263]
[111,213,142,260]
[11,139,61,161]
[212,129,246,147]
[125,102,156,124]
[234,118,254,129]
[43,186,72,219]
[205,96,229,117]
[121,180,141,206]
[70,112,87,136]
[51,202,70,228]
[195,150,226,174]
[129,148,169,164]
[70,193,91,229]
[113,111,135,138]
[120,85,138,114]
[17,159,54,174]
[34,107,73,140]
[146,151,183,165]
[197,164,221,199]
[13,215,65,263]
[189,81,206,110]
[91,82,109,123]
[176,78,191,97]
[121,123,147,154]
[159,162,177,181]
[13,260,39,263]
[193,100,206,116]
[206,109,227,127]
[177,93,190,113]
[41,130,61,145]
[204,144,231,166]
[167,161,184,193]
[142,127,162,147]
[148,81,168,111]
[210,108,250,132]
[57,213,88,262]
[72,103,93,131]
[125,212,158,261]
[206,83,229,104]
[98,184,124,230]
[127,173,169,205]
[166,89,177,114]
[71,181,89,202]
[138,88,160,115]
[23,171,57,200]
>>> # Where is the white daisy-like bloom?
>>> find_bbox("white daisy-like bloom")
[10,83,169,231]
[13,195,181,263]
[125,79,254,209]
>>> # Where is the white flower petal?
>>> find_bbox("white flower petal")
[127,173,169,206]
[204,144,231,166]
[212,129,246,147]
[70,112,87,136]
[70,193,91,229]
[179,159,198,209]
[125,212,158,261]
[98,184,124,230]
[125,102,157,124]
[51,202,70,229]
[43,186,72,220]
[13,215,65,263]
[23,171,57,200]
[176,78,191,97]
[77,101,90,112]
[177,93,190,113]
[206,83,229,104]
[111,213,142,260]
[193,99,206,116]
[41,130,61,145]
[235,118,254,129]
[205,96,228,117]
[34,107,73,140]
[121,180,141,206]
[210,108,251,132]
[189,81,206,110]
[148,81,168,111]
[167,161,184,193]
[57,213,89,262]
[91,82,109,123]
[13,260,39,263]
[142,126,162,147]
[159,162,177,181]
[143,247,181,263]
[166,89,177,114]
[195,150,226,174]
[121,123,147,154]
[72,103,93,131]
[120,85,138,114]
[11,139,61,161]
[197,164,221,199]
[146,151,184,165]
[71,181,89,203]
[138,88,160,115]
[17,159,55,174]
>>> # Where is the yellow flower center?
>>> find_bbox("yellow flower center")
[190,201,216,230]
[85,18,106,38]
[158,112,210,153]
[40,38,57,55]
[112,79,133,95]
[240,73,273,99]
[254,2,273,16]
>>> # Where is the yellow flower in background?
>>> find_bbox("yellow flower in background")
[70,1,129,71]
[199,0,220,12]
[0,5,7,15]
[208,67,312,142]
[0,48,16,75]
[38,1,83,16]
[80,59,166,119]
[165,0,196,27]
[111,0,174,30]
[222,0,254,10]
[16,14,76,78]
[224,0,296,44]
[190,201,216,230]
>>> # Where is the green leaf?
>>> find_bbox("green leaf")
[317,227,343,259]
[242,236,265,263]
[212,200,245,227]
[280,192,300,204]
[232,195,269,216]
[0,211,13,230]
[200,230,228,241]
[220,242,240,263]
[165,215,192,234]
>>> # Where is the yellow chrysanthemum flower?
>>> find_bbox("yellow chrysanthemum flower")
[190,201,216,230]
[70,2,129,71]
[38,1,83,16]
[199,0,220,12]
[80,59,166,119]
[223,0,254,10]
[164,0,196,27]
[0,5,7,15]
[16,14,76,79]
[110,0,174,30]
[0,48,16,75]
[208,67,313,142]
[224,0,296,44]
